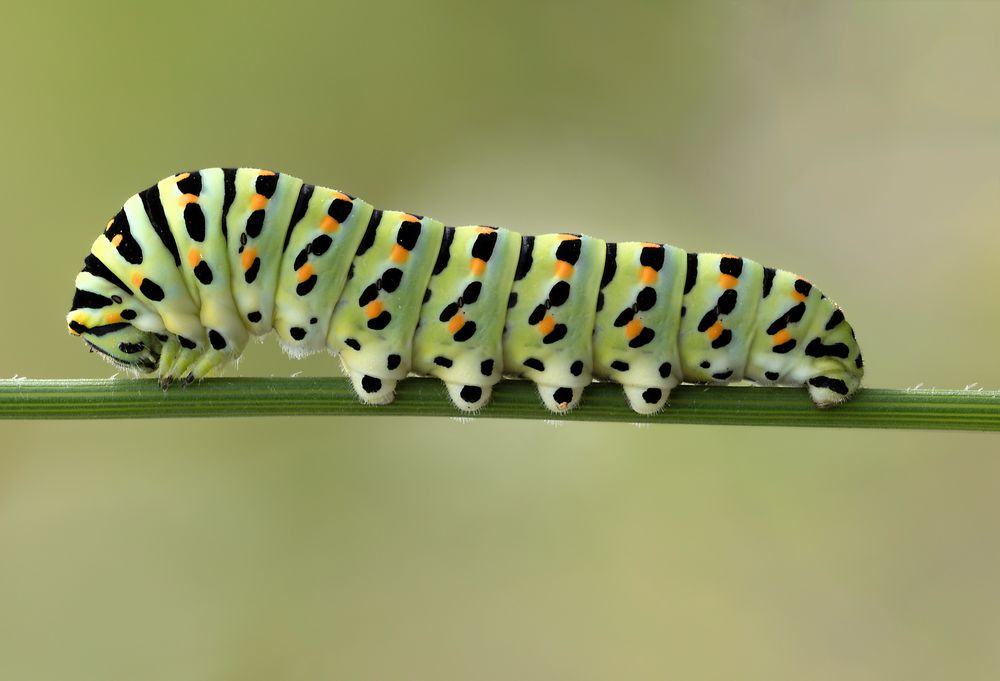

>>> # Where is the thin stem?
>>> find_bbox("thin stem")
[0,378,997,430]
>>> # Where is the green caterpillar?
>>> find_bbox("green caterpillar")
[67,168,864,414]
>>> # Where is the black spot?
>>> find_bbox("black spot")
[105,210,143,264]
[396,221,421,250]
[825,309,845,331]
[367,311,392,330]
[82,254,132,294]
[765,371,780,381]
[640,245,665,270]
[805,338,850,359]
[193,260,213,285]
[245,210,265,239]
[359,284,380,307]
[762,267,776,298]
[434,356,453,368]
[717,289,737,315]
[681,306,686,317]
[289,327,306,341]
[178,336,196,350]
[361,375,382,393]
[76,321,130,337]
[310,317,318,324]
[794,279,813,297]
[635,287,657,312]
[766,302,806,335]
[255,172,278,197]
[523,357,545,372]
[344,338,361,351]
[244,257,261,284]
[208,329,227,349]
[514,236,534,280]
[156,333,169,342]
[462,281,483,305]
[221,168,237,240]
[596,292,604,312]
[543,324,568,344]
[119,341,144,354]
[140,185,181,266]
[471,230,498,260]
[712,370,734,380]
[546,281,570,307]
[386,354,401,370]
[439,302,460,322]
[453,321,477,342]
[700,361,711,368]
[355,210,382,257]
[697,309,719,333]
[570,360,584,376]
[628,327,655,348]
[610,360,630,372]
[659,362,672,378]
[139,279,164,301]
[555,238,581,265]
[311,234,333,257]
[552,387,574,405]
[773,339,797,354]
[433,227,455,275]
[481,359,495,376]
[642,387,662,404]
[328,196,353,222]
[719,256,743,277]
[528,304,547,325]
[855,354,864,369]
[296,276,318,296]
[176,171,202,195]
[684,253,699,293]
[121,309,137,320]
[68,320,87,335]
[423,289,432,303]
[460,385,483,403]
[614,308,635,327]
[788,302,807,324]
[247,311,262,323]
[809,375,849,395]
[283,183,315,251]
[601,243,618,287]
[70,288,113,311]
[183,203,205,241]
[507,292,518,308]
[380,267,403,293]
[711,329,733,349]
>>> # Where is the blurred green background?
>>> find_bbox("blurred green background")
[2,1,1000,678]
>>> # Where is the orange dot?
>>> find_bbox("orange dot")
[320,215,340,232]
[178,193,199,206]
[390,244,410,263]
[470,258,486,276]
[366,300,384,319]
[560,234,580,241]
[105,312,122,324]
[554,261,574,279]
[131,272,143,287]
[187,248,201,267]
[105,218,114,231]
[241,247,257,271]
[625,319,642,339]
[791,291,807,302]
[331,191,351,202]
[400,213,419,223]
[250,194,268,211]
[297,263,314,283]
[772,329,791,345]
[259,170,276,176]
[110,234,123,247]
[719,274,738,289]
[707,321,723,341]
[448,313,465,334]
[538,314,556,336]
[175,172,191,182]
[639,266,657,284]
[476,226,496,234]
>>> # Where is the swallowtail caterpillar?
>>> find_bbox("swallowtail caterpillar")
[68,168,864,414]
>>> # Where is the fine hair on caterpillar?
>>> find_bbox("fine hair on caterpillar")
[67,168,864,414]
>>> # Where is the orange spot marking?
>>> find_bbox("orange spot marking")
[390,244,409,263]
[178,193,199,206]
[297,263,314,283]
[400,213,419,223]
[175,172,190,182]
[476,226,496,234]
[105,312,122,324]
[187,248,201,267]
[470,258,486,276]
[641,242,659,248]
[538,315,556,336]
[250,194,268,211]
[131,272,143,287]
[791,291,807,302]
[366,300,384,319]
[707,321,723,341]
[110,234,123,248]
[448,313,465,334]
[241,247,257,271]
[320,215,340,232]
[258,170,276,176]
[555,261,574,279]
[105,218,114,231]
[560,234,580,240]
[331,191,351,202]
[773,329,791,345]
[639,266,657,284]
[719,274,738,289]
[625,319,642,339]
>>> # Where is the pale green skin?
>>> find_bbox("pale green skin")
[68,168,864,414]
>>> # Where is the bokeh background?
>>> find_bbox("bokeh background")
[2,1,1000,679]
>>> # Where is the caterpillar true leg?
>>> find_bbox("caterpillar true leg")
[68,168,865,414]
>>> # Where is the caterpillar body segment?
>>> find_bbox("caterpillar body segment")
[67,168,865,413]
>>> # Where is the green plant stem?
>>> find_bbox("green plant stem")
[0,378,997,430]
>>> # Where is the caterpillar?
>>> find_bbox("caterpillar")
[67,168,864,414]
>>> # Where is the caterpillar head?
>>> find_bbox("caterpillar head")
[67,281,161,373]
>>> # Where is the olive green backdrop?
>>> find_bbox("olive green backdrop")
[2,1,999,679]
